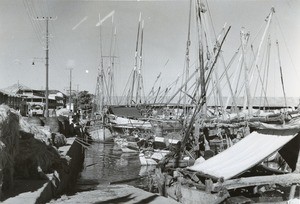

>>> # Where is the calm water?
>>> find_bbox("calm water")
[75,142,155,192]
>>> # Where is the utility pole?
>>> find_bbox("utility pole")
[76,84,79,112]
[66,68,73,111]
[35,16,56,117]
[45,17,49,117]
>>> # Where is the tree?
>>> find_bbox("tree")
[77,91,94,115]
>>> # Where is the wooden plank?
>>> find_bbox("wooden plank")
[180,185,229,204]
[52,184,180,204]
[212,173,300,192]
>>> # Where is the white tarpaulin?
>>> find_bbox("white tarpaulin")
[187,131,298,180]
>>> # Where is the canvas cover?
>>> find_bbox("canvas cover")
[187,130,298,180]
[108,106,142,119]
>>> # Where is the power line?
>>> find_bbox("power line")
[23,0,44,46]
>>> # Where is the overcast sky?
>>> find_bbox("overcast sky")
[0,0,299,98]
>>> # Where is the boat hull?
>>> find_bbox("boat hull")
[89,128,113,142]
[139,150,170,166]
[166,185,229,204]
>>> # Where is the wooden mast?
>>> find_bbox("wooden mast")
[276,40,288,109]
[247,7,275,114]
[108,26,117,105]
[181,0,231,151]
[196,0,206,117]
[183,0,192,110]
[97,13,104,115]
[136,20,144,105]
[129,13,141,106]
[240,27,252,115]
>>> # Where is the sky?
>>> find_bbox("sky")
[0,0,299,99]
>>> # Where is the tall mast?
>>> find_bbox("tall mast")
[276,40,287,109]
[251,8,275,85]
[109,27,117,105]
[129,13,141,106]
[94,13,104,114]
[136,20,144,104]
[183,0,192,108]
[182,0,206,149]
[242,8,275,115]
[100,14,104,113]
[196,0,206,116]
[263,37,271,108]
[240,27,252,115]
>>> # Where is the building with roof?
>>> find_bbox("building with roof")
[1,83,67,116]
[0,89,26,115]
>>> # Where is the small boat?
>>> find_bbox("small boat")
[88,127,113,142]
[106,106,152,135]
[162,129,300,203]
[139,149,170,166]
[114,137,139,153]
[121,146,139,153]
[138,136,181,166]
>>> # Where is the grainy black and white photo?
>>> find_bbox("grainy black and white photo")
[0,0,300,203]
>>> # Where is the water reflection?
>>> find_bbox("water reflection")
[76,142,154,192]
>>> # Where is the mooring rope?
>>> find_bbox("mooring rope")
[75,138,91,149]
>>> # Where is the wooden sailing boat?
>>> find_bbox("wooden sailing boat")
[157,5,300,203]
[105,13,153,137]
[88,13,116,142]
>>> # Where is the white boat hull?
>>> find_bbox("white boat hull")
[89,128,112,142]
[109,115,152,130]
[121,146,139,153]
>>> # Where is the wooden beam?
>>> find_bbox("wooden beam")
[212,173,300,192]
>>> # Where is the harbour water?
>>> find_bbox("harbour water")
[75,142,155,193]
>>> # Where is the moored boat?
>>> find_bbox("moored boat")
[88,127,113,142]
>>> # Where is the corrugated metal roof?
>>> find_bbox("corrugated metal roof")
[1,83,31,95]
[0,89,22,97]
[187,130,298,180]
